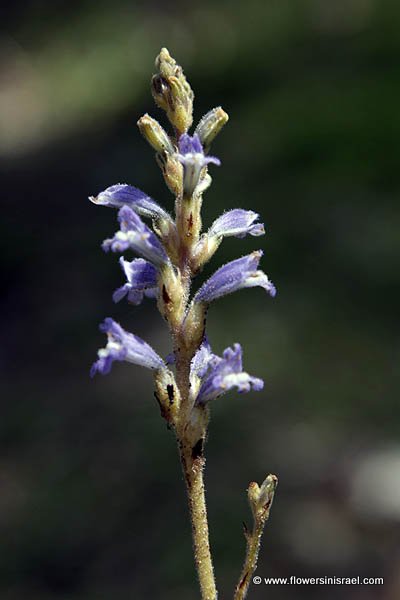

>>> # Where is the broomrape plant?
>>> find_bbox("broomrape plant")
[89,48,277,600]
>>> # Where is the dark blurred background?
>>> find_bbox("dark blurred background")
[1,1,399,598]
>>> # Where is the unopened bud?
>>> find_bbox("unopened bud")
[190,233,221,274]
[258,474,278,510]
[182,302,206,355]
[157,264,185,327]
[152,48,194,134]
[247,475,278,520]
[137,114,175,154]
[248,481,261,508]
[154,368,180,425]
[156,152,183,197]
[155,47,176,78]
[195,107,229,151]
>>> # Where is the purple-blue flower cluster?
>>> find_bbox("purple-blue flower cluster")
[88,50,278,597]
[89,60,276,409]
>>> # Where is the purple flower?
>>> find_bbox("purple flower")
[89,183,172,222]
[194,251,276,304]
[112,257,158,304]
[102,206,168,266]
[209,209,265,239]
[176,134,220,196]
[90,318,165,376]
[190,342,264,404]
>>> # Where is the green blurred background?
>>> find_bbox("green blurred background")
[1,1,399,598]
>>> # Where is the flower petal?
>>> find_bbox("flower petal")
[112,257,158,304]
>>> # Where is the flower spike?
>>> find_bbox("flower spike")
[88,49,278,599]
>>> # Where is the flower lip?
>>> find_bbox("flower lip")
[179,133,203,155]
[112,256,158,305]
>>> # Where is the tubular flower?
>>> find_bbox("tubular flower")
[89,183,172,222]
[194,251,276,304]
[175,133,220,197]
[191,342,264,405]
[91,318,165,376]
[209,209,265,239]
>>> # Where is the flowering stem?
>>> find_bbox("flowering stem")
[90,48,277,600]
[234,520,264,600]
[234,475,277,600]
[179,439,217,600]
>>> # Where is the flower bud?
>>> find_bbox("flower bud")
[258,474,278,511]
[248,481,261,511]
[248,474,278,520]
[190,234,221,274]
[157,264,185,328]
[137,114,175,154]
[182,302,207,355]
[154,368,181,425]
[151,48,194,134]
[195,107,229,151]
[156,152,183,197]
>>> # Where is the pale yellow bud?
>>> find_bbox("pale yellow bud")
[195,107,229,151]
[258,474,278,511]
[155,47,176,78]
[137,114,175,154]
[157,264,185,328]
[248,481,261,508]
[190,233,221,274]
[182,302,207,356]
[156,152,183,197]
[154,368,180,425]
[152,48,194,134]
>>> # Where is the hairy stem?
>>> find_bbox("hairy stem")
[170,190,217,598]
[233,520,264,600]
[180,440,217,600]
[234,475,277,600]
